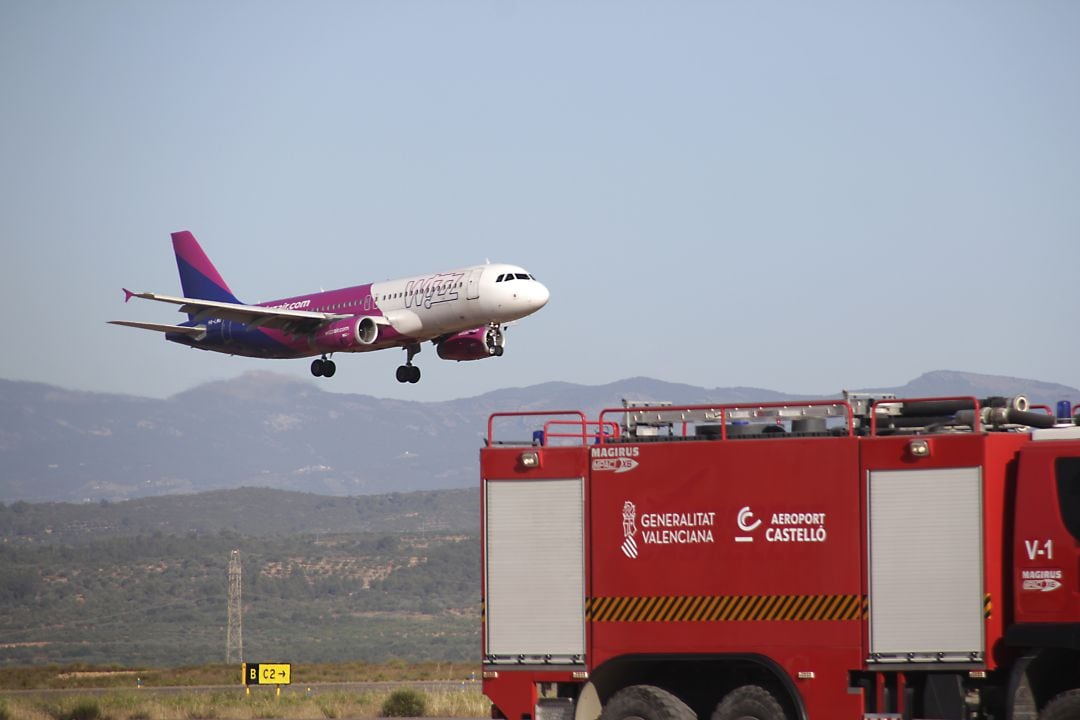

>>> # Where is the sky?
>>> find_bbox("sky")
[1,1,1078,402]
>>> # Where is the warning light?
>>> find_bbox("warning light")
[520,451,542,469]
[908,439,931,457]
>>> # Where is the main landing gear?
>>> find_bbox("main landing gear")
[311,355,336,377]
[396,343,422,384]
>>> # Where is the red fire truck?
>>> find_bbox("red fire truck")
[479,393,1080,720]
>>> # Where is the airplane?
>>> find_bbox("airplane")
[109,230,549,383]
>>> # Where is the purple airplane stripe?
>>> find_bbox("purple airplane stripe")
[174,256,241,305]
[257,284,381,316]
[172,231,236,298]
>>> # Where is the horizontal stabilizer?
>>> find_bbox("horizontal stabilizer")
[108,320,206,338]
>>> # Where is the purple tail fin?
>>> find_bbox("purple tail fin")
[171,231,241,306]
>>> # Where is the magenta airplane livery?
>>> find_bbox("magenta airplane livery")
[110,231,549,383]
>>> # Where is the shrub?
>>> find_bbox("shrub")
[52,700,103,720]
[381,688,427,717]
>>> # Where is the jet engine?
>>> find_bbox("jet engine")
[310,317,381,351]
[436,326,505,361]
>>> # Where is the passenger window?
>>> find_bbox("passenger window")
[1056,458,1080,543]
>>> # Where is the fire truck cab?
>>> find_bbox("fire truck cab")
[479,394,1080,720]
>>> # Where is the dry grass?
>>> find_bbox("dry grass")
[0,662,480,691]
[0,686,489,720]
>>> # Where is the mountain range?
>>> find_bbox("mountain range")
[2,370,1077,503]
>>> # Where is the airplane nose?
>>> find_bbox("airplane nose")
[533,281,550,309]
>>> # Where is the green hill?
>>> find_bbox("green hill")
[0,486,478,545]
[0,489,480,667]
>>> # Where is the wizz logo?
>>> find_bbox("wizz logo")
[621,500,638,559]
[404,273,464,309]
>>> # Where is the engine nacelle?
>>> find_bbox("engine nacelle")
[437,326,505,361]
[310,316,380,351]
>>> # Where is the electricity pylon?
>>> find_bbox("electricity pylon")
[226,549,243,664]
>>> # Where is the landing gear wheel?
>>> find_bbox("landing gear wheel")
[711,685,787,720]
[1040,689,1080,720]
[485,324,505,356]
[599,685,695,720]
[397,343,422,384]
[311,356,335,378]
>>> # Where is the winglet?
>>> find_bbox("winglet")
[123,288,134,303]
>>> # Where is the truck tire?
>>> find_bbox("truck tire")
[599,685,696,720]
[711,685,787,720]
[1040,689,1080,720]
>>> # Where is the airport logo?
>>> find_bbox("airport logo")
[621,501,639,559]
[734,507,828,544]
[735,506,762,543]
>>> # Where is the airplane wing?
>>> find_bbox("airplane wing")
[108,320,207,338]
[119,290,350,333]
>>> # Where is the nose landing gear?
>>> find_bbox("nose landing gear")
[486,324,505,356]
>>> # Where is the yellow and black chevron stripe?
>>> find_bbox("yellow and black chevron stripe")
[486,594,988,624]
[586,594,867,623]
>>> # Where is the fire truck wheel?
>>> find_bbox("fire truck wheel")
[599,685,695,720]
[1041,689,1080,720]
[711,685,787,720]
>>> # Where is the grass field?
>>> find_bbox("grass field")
[0,661,478,691]
[0,662,489,719]
[0,686,490,720]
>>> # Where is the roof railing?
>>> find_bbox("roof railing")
[599,400,855,442]
[487,411,587,446]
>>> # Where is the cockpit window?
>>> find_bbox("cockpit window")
[496,274,505,282]
[515,273,529,280]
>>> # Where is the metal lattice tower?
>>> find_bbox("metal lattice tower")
[226,549,243,664]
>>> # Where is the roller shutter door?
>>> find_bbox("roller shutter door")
[868,467,984,663]
[485,478,585,663]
